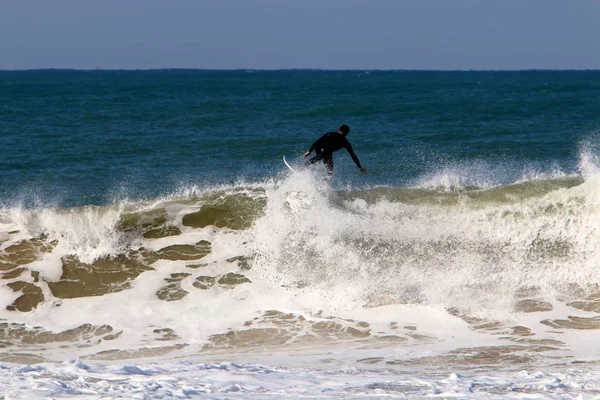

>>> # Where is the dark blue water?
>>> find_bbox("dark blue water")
[2,70,599,207]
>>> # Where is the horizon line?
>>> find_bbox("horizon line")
[1,67,600,73]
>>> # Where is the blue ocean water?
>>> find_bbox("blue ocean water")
[2,70,599,207]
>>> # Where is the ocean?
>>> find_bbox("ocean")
[1,69,600,398]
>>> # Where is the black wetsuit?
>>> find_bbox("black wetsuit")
[306,132,363,174]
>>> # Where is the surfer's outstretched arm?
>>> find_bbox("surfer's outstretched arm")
[345,144,367,174]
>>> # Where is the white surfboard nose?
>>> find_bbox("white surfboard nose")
[283,155,297,173]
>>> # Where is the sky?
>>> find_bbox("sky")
[1,0,599,70]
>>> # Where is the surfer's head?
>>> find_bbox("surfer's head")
[339,124,350,136]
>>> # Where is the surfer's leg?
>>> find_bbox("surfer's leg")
[322,154,333,175]
[306,156,321,165]
[306,151,324,166]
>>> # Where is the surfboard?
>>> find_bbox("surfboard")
[283,155,297,172]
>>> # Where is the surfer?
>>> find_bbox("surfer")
[302,124,367,175]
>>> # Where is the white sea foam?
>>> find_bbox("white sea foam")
[415,158,573,191]
[2,359,600,399]
[2,165,600,397]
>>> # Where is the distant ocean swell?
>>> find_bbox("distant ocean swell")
[1,159,600,365]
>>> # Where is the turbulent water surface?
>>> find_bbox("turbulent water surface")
[1,70,600,398]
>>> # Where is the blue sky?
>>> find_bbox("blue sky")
[1,0,599,70]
